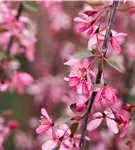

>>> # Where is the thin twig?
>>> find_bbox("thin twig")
[6,3,23,53]
[79,1,119,150]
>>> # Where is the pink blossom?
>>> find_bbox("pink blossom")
[7,120,18,131]
[36,108,54,134]
[64,59,95,94]
[100,30,127,54]
[42,124,89,150]
[87,111,119,134]
[9,72,33,94]
[95,87,118,104]
[74,12,95,36]
[115,113,129,137]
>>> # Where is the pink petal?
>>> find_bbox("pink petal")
[87,26,94,36]
[41,108,51,120]
[77,83,83,94]
[110,38,121,54]
[94,112,103,118]
[87,118,103,131]
[73,17,88,24]
[76,104,86,112]
[94,89,103,101]
[36,125,50,134]
[42,140,57,150]
[69,77,80,87]
[82,82,89,94]
[77,25,88,33]
[64,59,82,68]
[113,33,127,38]
[106,118,119,134]
[120,123,128,137]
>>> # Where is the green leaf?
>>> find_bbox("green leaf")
[73,50,93,59]
[54,116,71,126]
[70,122,79,134]
[23,1,39,12]
[106,59,121,73]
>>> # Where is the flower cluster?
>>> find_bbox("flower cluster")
[36,2,135,150]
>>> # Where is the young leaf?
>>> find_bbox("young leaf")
[73,50,93,59]
[106,59,121,73]
[23,1,39,12]
[70,122,79,134]
[117,3,134,12]
[0,28,8,33]
[86,1,104,6]
[54,116,72,126]
[70,103,76,113]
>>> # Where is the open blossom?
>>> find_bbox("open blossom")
[36,108,54,134]
[87,111,119,134]
[42,125,70,150]
[64,58,95,95]
[42,124,89,150]
[95,87,118,104]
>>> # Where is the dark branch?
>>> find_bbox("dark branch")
[6,3,23,53]
[79,1,119,150]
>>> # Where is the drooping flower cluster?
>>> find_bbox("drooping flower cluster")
[35,1,135,150]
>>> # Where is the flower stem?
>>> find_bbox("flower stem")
[79,1,119,150]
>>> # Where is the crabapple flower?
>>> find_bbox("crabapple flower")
[95,87,118,104]
[74,11,95,36]
[115,113,129,137]
[87,111,119,134]
[64,59,95,95]
[9,72,33,94]
[42,124,89,150]
[36,108,54,134]
[100,30,127,54]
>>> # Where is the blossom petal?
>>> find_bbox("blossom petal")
[64,59,82,68]
[74,17,88,24]
[82,82,89,94]
[110,38,121,54]
[69,77,79,87]
[94,89,103,101]
[77,83,83,94]
[42,140,57,150]
[36,125,50,134]
[77,25,88,33]
[41,108,50,120]
[87,118,103,131]
[106,118,119,134]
